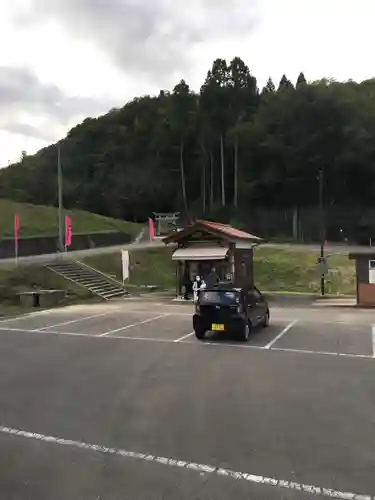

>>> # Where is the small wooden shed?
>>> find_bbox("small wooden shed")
[162,219,262,298]
[349,251,375,307]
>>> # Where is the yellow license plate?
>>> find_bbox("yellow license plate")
[212,323,224,331]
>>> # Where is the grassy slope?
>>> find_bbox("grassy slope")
[0,244,355,317]
[0,200,141,315]
[253,247,355,295]
[0,263,92,314]
[84,246,356,295]
[0,199,141,238]
[83,248,175,290]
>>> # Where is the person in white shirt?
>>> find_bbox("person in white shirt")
[193,276,206,303]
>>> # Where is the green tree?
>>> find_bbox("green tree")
[227,57,258,207]
[170,80,197,213]
[278,74,294,91]
[262,77,276,94]
[296,72,307,88]
[2,57,375,237]
[200,59,230,207]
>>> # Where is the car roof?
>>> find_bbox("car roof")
[205,287,242,292]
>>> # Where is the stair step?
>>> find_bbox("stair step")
[72,275,103,281]
[79,279,116,288]
[88,280,122,287]
[102,291,126,298]
[90,284,124,291]
[47,260,126,300]
[59,272,93,278]
[68,278,123,288]
[89,286,124,293]
[51,270,87,276]
[73,276,106,283]
[53,263,82,268]
[50,267,120,283]
[88,285,123,292]
[59,270,95,277]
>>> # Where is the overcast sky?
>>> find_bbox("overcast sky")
[1,0,374,167]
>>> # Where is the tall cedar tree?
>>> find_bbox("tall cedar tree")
[296,72,307,88]
[278,74,294,90]
[1,61,375,230]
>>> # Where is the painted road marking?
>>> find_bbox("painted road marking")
[0,424,371,500]
[271,347,374,360]
[34,310,120,331]
[174,331,195,342]
[199,341,264,350]
[98,313,170,337]
[372,326,375,358]
[264,319,298,349]
[0,309,52,323]
[0,326,263,346]
[0,326,374,361]
[2,306,373,327]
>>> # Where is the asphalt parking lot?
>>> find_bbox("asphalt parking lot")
[0,300,375,500]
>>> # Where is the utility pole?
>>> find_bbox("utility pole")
[57,143,63,252]
[319,169,325,296]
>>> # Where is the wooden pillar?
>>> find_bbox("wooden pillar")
[249,248,254,287]
[176,261,180,298]
[230,246,235,280]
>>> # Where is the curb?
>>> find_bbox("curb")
[263,291,355,299]
[312,302,370,309]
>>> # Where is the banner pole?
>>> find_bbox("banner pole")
[14,215,19,266]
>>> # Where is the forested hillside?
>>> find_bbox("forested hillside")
[1,57,375,240]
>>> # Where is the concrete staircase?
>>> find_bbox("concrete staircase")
[46,259,127,300]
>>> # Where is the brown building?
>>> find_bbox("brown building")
[349,252,375,307]
[163,219,262,298]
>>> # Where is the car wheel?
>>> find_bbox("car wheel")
[262,309,270,327]
[195,328,206,340]
[239,322,251,342]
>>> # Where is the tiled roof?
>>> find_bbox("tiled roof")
[196,220,262,241]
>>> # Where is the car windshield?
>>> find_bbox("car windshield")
[200,290,240,305]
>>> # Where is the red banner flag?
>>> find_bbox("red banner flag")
[14,215,20,260]
[65,215,72,247]
[14,215,20,236]
[148,218,155,241]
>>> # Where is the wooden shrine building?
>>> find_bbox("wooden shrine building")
[162,219,262,298]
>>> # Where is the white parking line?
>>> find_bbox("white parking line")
[271,346,374,360]
[197,341,264,350]
[34,310,120,331]
[98,313,170,337]
[0,327,176,342]
[0,309,52,323]
[174,331,195,342]
[264,320,298,349]
[0,424,371,500]
[0,325,374,361]
[372,326,375,358]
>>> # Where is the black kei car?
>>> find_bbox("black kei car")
[192,283,270,342]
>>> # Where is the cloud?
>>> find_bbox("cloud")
[15,0,259,85]
[0,65,114,141]
[1,122,54,142]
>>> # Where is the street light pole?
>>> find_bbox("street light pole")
[57,143,63,252]
[319,169,325,296]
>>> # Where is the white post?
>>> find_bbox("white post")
[121,250,129,282]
